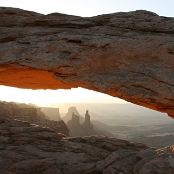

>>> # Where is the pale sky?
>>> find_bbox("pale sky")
[0,0,173,106]
[0,86,126,106]
[0,0,174,17]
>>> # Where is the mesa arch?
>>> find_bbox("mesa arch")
[0,7,174,118]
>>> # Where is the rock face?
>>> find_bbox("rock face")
[0,101,69,136]
[27,118,69,136]
[67,110,96,136]
[81,110,94,131]
[0,101,42,119]
[0,7,174,117]
[41,107,61,121]
[1,113,174,174]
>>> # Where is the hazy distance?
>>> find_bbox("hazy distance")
[0,85,172,126]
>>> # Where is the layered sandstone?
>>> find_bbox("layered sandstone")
[1,113,174,174]
[0,101,40,119]
[0,101,69,136]
[0,7,174,117]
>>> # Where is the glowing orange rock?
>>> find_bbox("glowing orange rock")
[0,7,174,117]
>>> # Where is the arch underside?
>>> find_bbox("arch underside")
[0,7,174,117]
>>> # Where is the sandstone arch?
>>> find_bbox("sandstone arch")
[0,7,174,117]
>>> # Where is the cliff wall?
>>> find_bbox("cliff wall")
[0,101,69,136]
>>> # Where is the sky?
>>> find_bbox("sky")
[0,86,126,106]
[0,0,173,106]
[0,0,174,17]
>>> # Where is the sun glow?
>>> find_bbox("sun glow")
[0,85,127,106]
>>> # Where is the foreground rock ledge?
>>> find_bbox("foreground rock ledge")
[0,7,174,117]
[1,113,174,174]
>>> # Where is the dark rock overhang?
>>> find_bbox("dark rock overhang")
[0,7,174,117]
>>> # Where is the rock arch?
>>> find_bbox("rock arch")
[0,7,174,117]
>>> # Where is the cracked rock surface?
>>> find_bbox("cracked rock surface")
[0,7,174,117]
[1,113,174,174]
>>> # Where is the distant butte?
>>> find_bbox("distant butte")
[0,7,174,117]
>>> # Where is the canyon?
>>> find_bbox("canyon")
[0,7,174,117]
[1,113,174,174]
[0,101,69,136]
[1,101,174,173]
